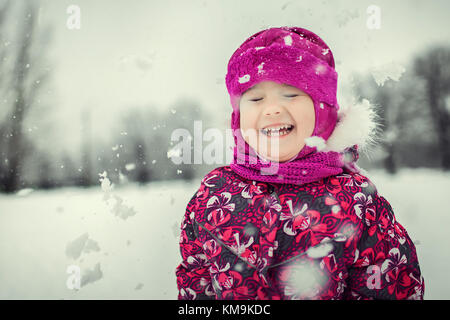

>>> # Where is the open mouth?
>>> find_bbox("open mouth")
[260,124,294,137]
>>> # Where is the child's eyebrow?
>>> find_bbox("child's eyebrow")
[280,84,297,89]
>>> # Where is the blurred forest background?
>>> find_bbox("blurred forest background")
[0,0,449,194]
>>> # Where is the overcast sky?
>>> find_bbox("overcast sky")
[9,0,450,156]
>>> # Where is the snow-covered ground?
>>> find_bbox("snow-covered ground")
[0,168,448,299]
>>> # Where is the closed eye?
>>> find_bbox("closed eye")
[249,94,298,102]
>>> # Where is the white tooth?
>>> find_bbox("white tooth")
[262,124,293,136]
[266,129,290,137]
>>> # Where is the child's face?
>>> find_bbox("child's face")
[239,80,315,162]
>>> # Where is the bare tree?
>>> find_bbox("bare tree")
[0,0,52,192]
[79,108,93,187]
[353,74,398,173]
[0,0,11,88]
[0,0,12,191]
[134,137,151,184]
[414,46,450,169]
[353,68,432,172]
[164,97,208,181]
[106,98,208,184]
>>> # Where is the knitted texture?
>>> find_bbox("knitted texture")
[231,144,360,185]
[225,26,358,185]
[232,148,344,185]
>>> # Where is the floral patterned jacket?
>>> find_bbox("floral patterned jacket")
[175,166,425,300]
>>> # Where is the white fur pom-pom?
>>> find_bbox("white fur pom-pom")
[323,99,380,153]
[305,136,327,151]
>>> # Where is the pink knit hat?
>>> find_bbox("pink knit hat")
[226,26,339,160]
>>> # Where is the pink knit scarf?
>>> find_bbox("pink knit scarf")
[230,143,360,185]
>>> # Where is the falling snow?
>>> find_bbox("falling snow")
[257,62,265,75]
[108,194,137,220]
[284,35,293,46]
[65,232,101,260]
[99,171,136,220]
[331,205,341,214]
[335,9,360,27]
[135,283,144,290]
[80,263,103,287]
[370,62,406,86]
[286,262,325,299]
[99,171,114,194]
[315,63,327,75]
[167,145,182,159]
[238,74,250,84]
[306,240,334,259]
[0,169,446,298]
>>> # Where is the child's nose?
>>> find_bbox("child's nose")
[263,103,283,116]
[265,109,280,116]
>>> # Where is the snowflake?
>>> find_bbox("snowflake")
[284,35,293,46]
[238,74,250,84]
[257,62,265,75]
[315,63,327,75]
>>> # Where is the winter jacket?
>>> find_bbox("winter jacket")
[175,100,425,300]
[175,165,424,300]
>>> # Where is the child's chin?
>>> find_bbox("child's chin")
[257,151,292,163]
